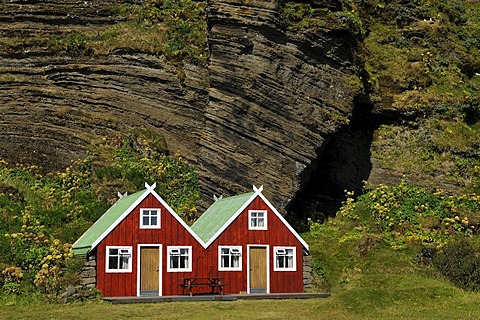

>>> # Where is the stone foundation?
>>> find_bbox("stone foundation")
[303,251,314,291]
[60,254,99,302]
[80,254,97,287]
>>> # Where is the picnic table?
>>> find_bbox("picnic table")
[180,277,224,296]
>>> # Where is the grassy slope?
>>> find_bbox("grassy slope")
[303,226,480,319]
[363,0,480,193]
[0,294,474,319]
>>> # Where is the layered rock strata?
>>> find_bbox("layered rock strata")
[0,0,364,211]
[0,0,208,171]
[199,0,363,206]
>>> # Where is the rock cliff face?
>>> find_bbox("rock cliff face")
[0,0,208,171]
[200,0,364,207]
[0,0,364,212]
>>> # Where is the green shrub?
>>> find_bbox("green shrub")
[433,240,480,291]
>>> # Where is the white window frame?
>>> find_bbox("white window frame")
[106,246,133,273]
[167,246,192,272]
[273,246,296,271]
[218,246,242,271]
[248,210,267,230]
[140,208,161,229]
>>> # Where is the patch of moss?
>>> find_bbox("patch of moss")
[360,0,480,114]
[98,0,207,63]
[279,1,365,38]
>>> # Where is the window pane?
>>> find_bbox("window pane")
[232,255,239,268]
[109,256,119,269]
[120,256,130,269]
[151,216,157,225]
[258,218,264,227]
[286,256,293,268]
[109,248,118,255]
[222,256,229,268]
[180,256,188,268]
[172,255,179,268]
[143,216,150,226]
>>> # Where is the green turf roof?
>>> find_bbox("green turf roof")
[191,192,255,243]
[72,189,147,257]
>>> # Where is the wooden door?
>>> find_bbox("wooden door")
[140,247,159,296]
[249,247,267,293]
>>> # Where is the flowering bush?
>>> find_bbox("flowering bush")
[34,239,73,296]
[5,207,50,270]
[338,181,480,248]
[1,266,23,294]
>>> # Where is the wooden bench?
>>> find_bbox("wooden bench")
[180,277,224,296]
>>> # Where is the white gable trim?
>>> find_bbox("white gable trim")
[257,192,309,251]
[91,185,207,251]
[149,189,207,247]
[203,187,309,251]
[203,192,258,248]
[91,189,151,250]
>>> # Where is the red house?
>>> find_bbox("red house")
[191,185,309,294]
[72,183,309,297]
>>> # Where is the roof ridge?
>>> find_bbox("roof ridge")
[214,191,255,202]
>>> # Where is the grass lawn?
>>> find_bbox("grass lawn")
[2,282,479,320]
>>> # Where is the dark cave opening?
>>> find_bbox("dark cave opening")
[286,99,375,232]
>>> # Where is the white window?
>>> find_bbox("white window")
[106,246,132,273]
[274,247,296,271]
[167,246,192,272]
[218,246,242,271]
[140,209,160,229]
[249,210,267,230]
